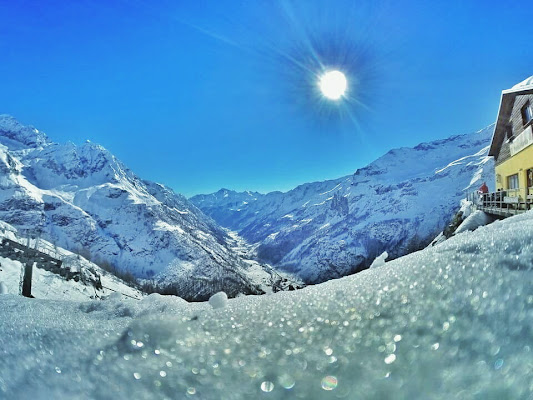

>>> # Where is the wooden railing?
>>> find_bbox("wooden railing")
[1,229,144,300]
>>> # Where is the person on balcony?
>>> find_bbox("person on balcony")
[478,182,489,206]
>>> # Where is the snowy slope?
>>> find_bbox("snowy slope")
[0,115,265,300]
[0,210,531,399]
[0,220,143,301]
[191,126,495,283]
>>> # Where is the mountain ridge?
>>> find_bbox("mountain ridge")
[191,125,495,283]
[0,114,269,300]
[0,113,496,293]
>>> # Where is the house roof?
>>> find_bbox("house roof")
[509,75,533,91]
[488,76,533,157]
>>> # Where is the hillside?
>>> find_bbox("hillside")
[0,220,142,301]
[191,126,495,283]
[0,115,269,300]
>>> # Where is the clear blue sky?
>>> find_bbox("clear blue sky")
[0,0,530,197]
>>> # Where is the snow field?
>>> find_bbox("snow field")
[1,211,532,399]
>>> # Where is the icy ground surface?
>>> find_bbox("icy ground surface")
[1,212,532,399]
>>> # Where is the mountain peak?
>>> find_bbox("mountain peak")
[0,114,51,149]
[0,116,268,300]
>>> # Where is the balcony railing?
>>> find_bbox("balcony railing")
[467,188,532,217]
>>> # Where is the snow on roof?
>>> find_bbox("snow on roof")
[502,75,533,95]
[511,75,533,90]
[489,75,533,156]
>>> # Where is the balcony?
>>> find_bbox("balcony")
[510,125,533,156]
[467,189,532,218]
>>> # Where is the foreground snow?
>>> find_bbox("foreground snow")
[1,212,532,399]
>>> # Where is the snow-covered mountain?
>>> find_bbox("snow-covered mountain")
[191,126,495,283]
[0,115,267,300]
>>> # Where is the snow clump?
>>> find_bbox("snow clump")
[370,251,388,269]
[208,291,228,309]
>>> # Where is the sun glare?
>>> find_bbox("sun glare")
[319,70,347,100]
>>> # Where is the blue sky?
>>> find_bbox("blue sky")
[0,0,530,196]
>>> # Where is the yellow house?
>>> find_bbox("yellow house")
[488,76,533,206]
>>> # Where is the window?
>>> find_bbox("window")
[507,174,519,189]
[527,168,533,188]
[522,101,533,125]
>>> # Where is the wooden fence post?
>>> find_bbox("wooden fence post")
[21,261,34,298]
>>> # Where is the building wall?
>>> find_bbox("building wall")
[495,93,533,167]
[511,94,533,135]
[496,135,511,166]
[494,143,533,200]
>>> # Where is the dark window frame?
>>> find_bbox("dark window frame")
[521,101,533,126]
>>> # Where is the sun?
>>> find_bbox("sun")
[319,70,347,100]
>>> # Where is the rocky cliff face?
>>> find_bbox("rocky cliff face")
[191,126,495,283]
[0,115,264,300]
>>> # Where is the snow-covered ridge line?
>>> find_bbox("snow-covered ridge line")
[191,125,495,283]
[0,115,268,300]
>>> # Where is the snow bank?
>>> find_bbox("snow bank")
[454,210,495,235]
[0,211,532,399]
[458,198,474,218]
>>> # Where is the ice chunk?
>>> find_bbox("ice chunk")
[0,282,7,294]
[208,291,228,309]
[370,251,388,269]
